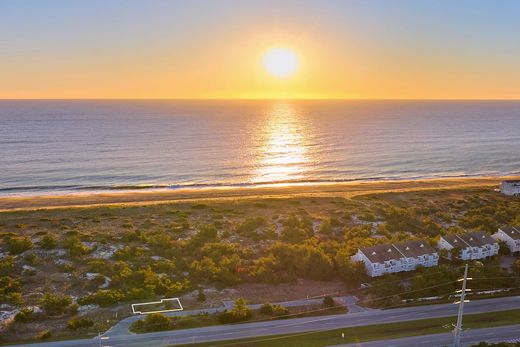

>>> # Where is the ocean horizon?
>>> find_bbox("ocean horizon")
[1,99,520,196]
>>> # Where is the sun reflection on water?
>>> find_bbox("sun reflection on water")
[253,103,311,184]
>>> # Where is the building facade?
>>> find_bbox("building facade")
[493,226,520,253]
[438,231,499,260]
[352,239,439,277]
[502,180,520,196]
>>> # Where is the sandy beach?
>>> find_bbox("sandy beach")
[0,176,516,212]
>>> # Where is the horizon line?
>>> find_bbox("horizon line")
[2,97,520,101]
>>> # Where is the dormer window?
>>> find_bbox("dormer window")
[420,244,424,247]
[372,251,376,255]
[387,249,392,252]
[405,246,410,250]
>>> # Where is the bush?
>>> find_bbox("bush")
[219,298,252,323]
[63,236,89,258]
[322,296,336,308]
[130,313,174,333]
[197,289,206,302]
[40,330,52,339]
[78,289,125,307]
[40,234,57,250]
[0,256,16,276]
[259,302,274,315]
[67,317,94,330]
[41,293,73,316]
[14,307,34,323]
[272,304,289,316]
[6,236,33,255]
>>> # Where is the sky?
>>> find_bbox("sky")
[1,0,520,99]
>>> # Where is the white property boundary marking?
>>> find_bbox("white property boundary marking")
[131,298,184,315]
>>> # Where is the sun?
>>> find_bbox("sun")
[263,48,299,78]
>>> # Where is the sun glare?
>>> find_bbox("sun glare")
[263,48,299,78]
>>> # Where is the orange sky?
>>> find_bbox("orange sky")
[1,1,520,99]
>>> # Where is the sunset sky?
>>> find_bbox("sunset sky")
[1,0,520,99]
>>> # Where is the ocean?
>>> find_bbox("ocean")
[1,100,519,196]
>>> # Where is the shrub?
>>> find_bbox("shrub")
[322,296,336,308]
[197,289,206,302]
[6,236,33,255]
[63,236,89,258]
[41,293,73,316]
[40,234,57,250]
[259,302,274,315]
[78,289,125,307]
[219,298,252,323]
[130,313,174,333]
[67,317,94,330]
[272,304,289,316]
[14,307,34,323]
[40,330,52,339]
[0,256,16,276]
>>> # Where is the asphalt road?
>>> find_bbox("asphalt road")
[107,295,360,336]
[6,296,520,347]
[333,324,520,347]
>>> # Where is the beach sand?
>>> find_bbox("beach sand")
[0,176,516,212]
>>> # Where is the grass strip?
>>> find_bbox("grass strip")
[175,309,520,347]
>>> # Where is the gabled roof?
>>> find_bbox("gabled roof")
[499,226,520,240]
[394,239,436,257]
[359,243,401,263]
[443,232,496,248]
[459,231,496,247]
[442,234,464,247]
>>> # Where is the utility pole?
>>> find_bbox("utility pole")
[453,263,470,347]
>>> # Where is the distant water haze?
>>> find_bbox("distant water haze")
[1,100,519,196]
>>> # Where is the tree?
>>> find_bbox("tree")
[513,258,520,276]
[280,214,313,243]
[335,252,367,287]
[219,298,252,323]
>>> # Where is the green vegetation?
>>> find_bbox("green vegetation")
[472,343,520,347]
[67,317,94,330]
[176,309,520,347]
[219,298,252,323]
[41,293,76,316]
[5,236,33,255]
[14,307,34,323]
[1,187,520,342]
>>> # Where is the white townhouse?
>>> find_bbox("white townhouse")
[493,226,520,253]
[438,231,499,260]
[351,239,439,277]
[501,180,520,196]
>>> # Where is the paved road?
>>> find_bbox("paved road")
[108,295,360,335]
[333,324,520,347]
[6,296,520,347]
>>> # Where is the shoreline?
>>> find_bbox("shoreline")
[0,176,516,212]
